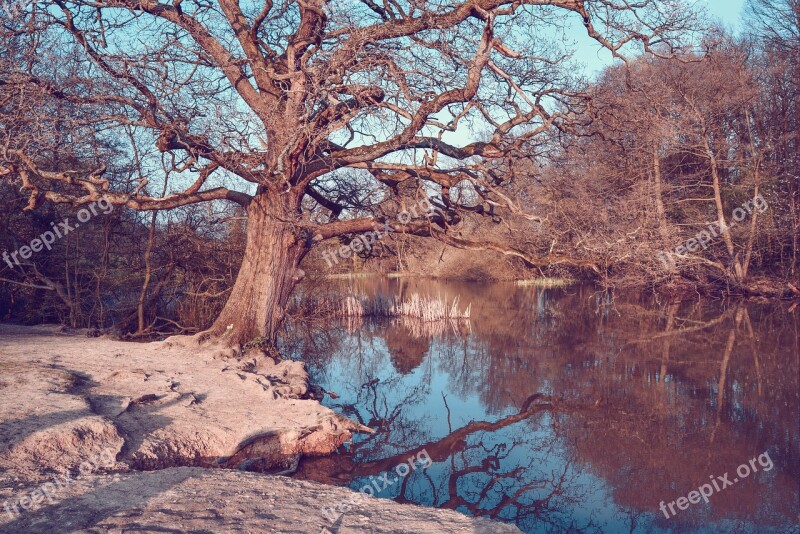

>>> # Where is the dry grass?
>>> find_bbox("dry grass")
[337,293,471,321]
[341,314,472,338]
[323,272,376,280]
[515,277,575,288]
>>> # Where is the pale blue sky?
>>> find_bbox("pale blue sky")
[572,0,747,78]
[436,0,750,149]
[704,0,747,29]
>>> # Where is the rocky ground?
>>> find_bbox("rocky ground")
[1,467,517,533]
[0,325,520,533]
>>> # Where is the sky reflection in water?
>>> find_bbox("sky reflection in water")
[286,279,799,533]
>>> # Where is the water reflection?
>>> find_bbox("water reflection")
[284,279,799,533]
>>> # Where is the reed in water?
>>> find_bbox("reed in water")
[337,293,471,321]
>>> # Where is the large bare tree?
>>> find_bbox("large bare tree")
[0,0,692,348]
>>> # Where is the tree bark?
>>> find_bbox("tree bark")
[206,192,307,348]
[741,110,761,281]
[137,211,157,333]
[652,144,676,273]
[704,135,743,282]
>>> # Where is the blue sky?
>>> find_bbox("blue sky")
[434,0,750,148]
[704,0,747,29]
[573,0,747,78]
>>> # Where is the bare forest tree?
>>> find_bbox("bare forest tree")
[745,0,799,276]
[0,0,694,348]
[535,14,799,295]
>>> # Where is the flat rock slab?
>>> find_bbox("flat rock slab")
[0,324,360,481]
[0,467,521,533]
[0,326,520,533]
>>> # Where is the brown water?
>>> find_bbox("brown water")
[286,279,800,533]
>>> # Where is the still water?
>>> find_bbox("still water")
[285,278,799,533]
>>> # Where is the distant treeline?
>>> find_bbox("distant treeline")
[530,22,798,295]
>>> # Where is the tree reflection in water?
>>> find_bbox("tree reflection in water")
[283,280,799,533]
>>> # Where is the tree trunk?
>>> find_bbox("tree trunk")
[137,211,157,333]
[207,193,307,348]
[704,136,742,282]
[652,144,676,273]
[741,110,761,281]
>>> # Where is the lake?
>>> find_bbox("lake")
[285,278,799,533]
